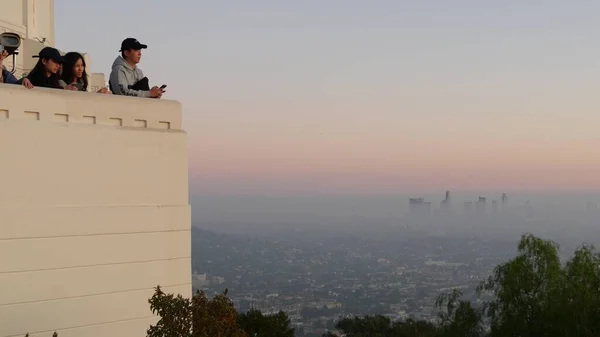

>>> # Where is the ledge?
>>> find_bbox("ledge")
[0,83,182,130]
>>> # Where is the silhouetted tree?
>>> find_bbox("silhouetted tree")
[332,315,396,337]
[237,308,295,337]
[435,289,483,337]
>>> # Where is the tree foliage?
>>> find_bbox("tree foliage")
[238,308,295,337]
[435,289,483,337]
[477,234,563,337]
[147,287,295,337]
[333,315,397,337]
[325,315,440,337]
[148,286,245,337]
[148,286,193,336]
[192,290,246,337]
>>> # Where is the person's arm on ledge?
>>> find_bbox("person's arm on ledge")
[1,50,33,88]
[1,68,19,84]
[3,69,33,88]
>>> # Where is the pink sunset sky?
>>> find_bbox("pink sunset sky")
[56,1,600,196]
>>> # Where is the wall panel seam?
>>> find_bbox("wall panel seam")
[0,282,192,307]
[4,315,161,337]
[0,256,192,274]
[0,228,191,241]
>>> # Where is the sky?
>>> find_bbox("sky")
[55,0,600,197]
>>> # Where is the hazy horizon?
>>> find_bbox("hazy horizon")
[191,191,600,229]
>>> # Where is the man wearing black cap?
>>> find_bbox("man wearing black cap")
[109,38,163,98]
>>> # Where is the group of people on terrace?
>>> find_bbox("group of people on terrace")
[0,37,165,99]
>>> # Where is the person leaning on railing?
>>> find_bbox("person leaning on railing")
[26,47,65,89]
[109,38,164,98]
[59,52,111,94]
[0,49,33,88]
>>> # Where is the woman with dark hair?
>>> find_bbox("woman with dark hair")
[26,47,64,89]
[60,52,110,94]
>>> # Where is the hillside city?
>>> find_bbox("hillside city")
[192,227,511,336]
[191,193,600,336]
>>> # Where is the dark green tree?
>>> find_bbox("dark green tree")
[478,233,563,337]
[331,315,394,337]
[560,243,600,336]
[237,308,295,337]
[389,318,438,337]
[325,316,439,337]
[435,289,483,337]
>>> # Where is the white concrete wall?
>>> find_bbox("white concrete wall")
[0,84,191,337]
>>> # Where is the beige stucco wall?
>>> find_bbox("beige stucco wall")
[0,0,55,77]
[90,72,107,92]
[0,84,191,337]
[0,0,55,46]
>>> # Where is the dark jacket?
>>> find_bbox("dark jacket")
[27,71,62,89]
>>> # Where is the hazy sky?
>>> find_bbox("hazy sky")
[55,1,600,196]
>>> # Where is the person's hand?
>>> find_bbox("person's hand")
[22,78,33,89]
[149,86,163,98]
[64,84,78,91]
[98,87,111,94]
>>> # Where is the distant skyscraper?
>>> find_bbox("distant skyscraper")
[476,196,487,215]
[501,193,508,211]
[441,190,451,212]
[409,198,431,217]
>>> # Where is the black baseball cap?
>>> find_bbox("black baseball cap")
[32,47,64,63]
[119,38,147,52]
